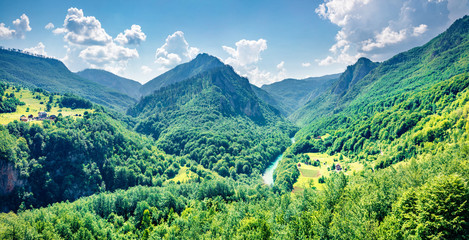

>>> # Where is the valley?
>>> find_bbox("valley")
[0,11,468,240]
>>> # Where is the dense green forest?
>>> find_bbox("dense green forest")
[0,83,25,113]
[1,15,469,240]
[129,60,296,180]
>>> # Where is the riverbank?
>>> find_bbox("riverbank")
[262,137,295,185]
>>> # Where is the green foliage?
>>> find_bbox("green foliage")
[0,83,25,113]
[129,65,296,179]
[60,94,93,109]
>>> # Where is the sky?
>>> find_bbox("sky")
[0,0,468,86]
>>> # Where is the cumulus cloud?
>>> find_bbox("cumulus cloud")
[54,7,112,46]
[223,39,267,67]
[0,14,31,39]
[141,65,153,74]
[78,42,138,65]
[45,22,54,30]
[222,39,287,86]
[315,0,469,65]
[302,62,312,67]
[23,42,47,56]
[155,31,199,70]
[54,8,141,75]
[362,27,407,51]
[115,24,146,45]
[0,24,14,39]
[413,24,428,36]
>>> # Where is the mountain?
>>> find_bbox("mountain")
[260,74,340,116]
[0,49,136,111]
[292,14,469,126]
[250,84,287,116]
[140,53,225,96]
[77,69,142,99]
[330,57,378,95]
[129,55,296,177]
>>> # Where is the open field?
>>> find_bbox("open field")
[292,152,363,193]
[0,87,93,125]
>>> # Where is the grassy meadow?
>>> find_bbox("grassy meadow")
[0,86,92,125]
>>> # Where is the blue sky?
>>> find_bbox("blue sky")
[1,0,468,85]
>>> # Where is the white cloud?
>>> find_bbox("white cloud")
[276,61,285,70]
[222,39,287,86]
[12,14,31,39]
[78,42,138,66]
[362,27,407,51]
[23,42,47,56]
[141,65,153,74]
[155,31,199,70]
[53,8,141,75]
[45,22,54,30]
[223,39,267,67]
[302,62,312,67]
[315,0,469,65]
[413,24,428,36]
[54,7,112,46]
[0,23,15,39]
[0,14,31,39]
[115,24,146,45]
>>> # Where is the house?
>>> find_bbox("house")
[336,164,342,171]
[20,115,28,122]
[28,114,34,119]
[38,111,47,119]
[49,115,57,121]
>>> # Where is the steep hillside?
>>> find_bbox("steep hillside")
[261,74,340,116]
[330,57,378,95]
[250,84,287,116]
[291,59,378,125]
[77,69,142,99]
[140,53,225,96]
[0,49,136,111]
[280,15,469,183]
[129,57,296,178]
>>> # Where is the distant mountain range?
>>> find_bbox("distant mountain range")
[259,74,340,116]
[76,69,142,99]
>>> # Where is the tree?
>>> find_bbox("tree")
[415,175,469,239]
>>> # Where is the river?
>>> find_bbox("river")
[262,137,295,185]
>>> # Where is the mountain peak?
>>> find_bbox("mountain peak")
[331,57,378,95]
[140,53,225,96]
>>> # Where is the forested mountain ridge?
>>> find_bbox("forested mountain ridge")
[0,49,136,111]
[129,60,296,179]
[77,69,142,100]
[260,73,340,116]
[140,53,225,96]
[292,15,469,127]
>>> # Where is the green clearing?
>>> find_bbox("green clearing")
[0,87,93,125]
[292,152,363,193]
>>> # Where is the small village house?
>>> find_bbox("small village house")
[38,111,47,119]
[336,164,342,171]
